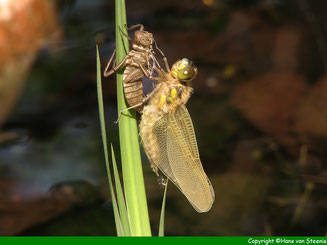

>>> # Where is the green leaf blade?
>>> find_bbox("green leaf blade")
[96,45,123,236]
[114,0,151,236]
[110,144,131,236]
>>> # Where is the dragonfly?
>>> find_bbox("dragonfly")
[139,58,215,212]
[104,24,167,115]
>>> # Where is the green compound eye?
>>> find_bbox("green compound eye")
[171,58,198,81]
[179,58,190,67]
[177,66,197,82]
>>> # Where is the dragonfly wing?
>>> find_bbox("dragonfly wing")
[152,105,215,212]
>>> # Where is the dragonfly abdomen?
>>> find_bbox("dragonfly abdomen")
[123,67,145,112]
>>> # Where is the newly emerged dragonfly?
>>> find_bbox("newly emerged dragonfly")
[139,58,215,212]
[104,24,167,113]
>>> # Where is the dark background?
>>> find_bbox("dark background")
[0,0,326,236]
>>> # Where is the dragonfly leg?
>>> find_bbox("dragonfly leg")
[142,82,162,104]
[103,49,116,77]
[115,102,143,123]
[104,53,129,77]
[115,83,162,123]
[125,24,144,31]
[154,40,170,72]
[119,26,133,43]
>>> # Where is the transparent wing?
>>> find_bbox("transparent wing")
[142,105,215,212]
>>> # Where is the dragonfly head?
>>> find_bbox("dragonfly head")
[171,58,197,83]
[134,30,153,47]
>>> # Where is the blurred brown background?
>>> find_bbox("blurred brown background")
[0,0,326,236]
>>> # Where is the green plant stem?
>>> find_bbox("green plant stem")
[115,0,151,236]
